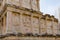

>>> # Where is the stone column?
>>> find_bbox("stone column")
[40,15,46,35]
[45,14,53,35]
[6,11,13,34]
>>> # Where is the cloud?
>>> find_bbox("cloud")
[40,0,60,19]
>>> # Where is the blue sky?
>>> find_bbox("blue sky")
[40,0,60,18]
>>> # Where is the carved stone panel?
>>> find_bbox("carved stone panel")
[6,12,20,33]
[53,22,58,29]
[53,22,58,35]
[46,21,53,34]
[12,13,20,33]
[40,19,46,34]
[32,17,39,34]
[6,11,13,33]
[40,19,45,28]
[22,15,31,33]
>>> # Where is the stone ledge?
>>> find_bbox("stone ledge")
[0,33,60,39]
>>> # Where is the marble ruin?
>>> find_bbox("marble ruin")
[0,0,60,40]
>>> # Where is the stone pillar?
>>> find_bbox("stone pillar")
[6,11,13,34]
[0,19,2,34]
[50,16,56,36]
[2,15,6,34]
[53,18,58,36]
[45,14,53,35]
[40,15,46,35]
[31,13,40,35]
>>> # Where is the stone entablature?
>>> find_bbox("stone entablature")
[0,5,59,36]
[0,0,60,40]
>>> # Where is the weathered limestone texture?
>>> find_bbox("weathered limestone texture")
[1,36,60,40]
[45,14,53,35]
[40,16,46,35]
[0,0,60,40]
[6,0,40,11]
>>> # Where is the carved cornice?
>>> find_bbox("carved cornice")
[54,18,58,22]
[41,15,45,20]
[0,33,60,39]
[6,4,42,15]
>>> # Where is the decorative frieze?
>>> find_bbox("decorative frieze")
[0,0,60,40]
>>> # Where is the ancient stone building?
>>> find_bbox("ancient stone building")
[0,0,60,40]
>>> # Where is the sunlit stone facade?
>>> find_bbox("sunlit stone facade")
[0,0,60,40]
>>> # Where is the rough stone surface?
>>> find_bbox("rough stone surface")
[0,0,60,40]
